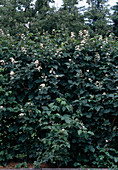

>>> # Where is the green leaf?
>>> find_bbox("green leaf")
[95,106,103,112]
[114,157,118,163]
[88,131,94,135]
[19,135,27,143]
[62,106,66,112]
[8,126,14,132]
[89,146,95,153]
[78,130,82,135]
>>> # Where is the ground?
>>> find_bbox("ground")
[0,162,49,169]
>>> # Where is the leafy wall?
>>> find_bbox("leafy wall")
[0,31,118,168]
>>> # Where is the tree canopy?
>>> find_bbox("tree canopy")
[0,0,116,36]
[112,2,118,36]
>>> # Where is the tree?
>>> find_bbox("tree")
[0,0,57,35]
[112,2,118,36]
[29,0,57,34]
[0,0,35,35]
[30,0,86,35]
[53,0,86,35]
[63,0,78,10]
[85,0,110,36]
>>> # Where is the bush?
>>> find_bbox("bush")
[0,31,118,168]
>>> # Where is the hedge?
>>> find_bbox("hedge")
[0,31,118,168]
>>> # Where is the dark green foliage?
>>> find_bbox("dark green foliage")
[56,0,86,35]
[112,2,118,36]
[0,0,59,35]
[0,0,87,36]
[0,0,35,36]
[85,0,110,36]
[0,31,118,168]
[0,0,113,36]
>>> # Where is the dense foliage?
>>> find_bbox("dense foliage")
[0,31,118,168]
[112,2,118,36]
[85,0,110,36]
[0,0,117,36]
[0,0,54,35]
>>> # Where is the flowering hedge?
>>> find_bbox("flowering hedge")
[0,31,118,168]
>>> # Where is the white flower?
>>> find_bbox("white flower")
[0,60,4,63]
[102,92,106,96]
[10,57,15,63]
[0,106,3,109]
[21,47,27,54]
[19,113,24,116]
[82,125,85,128]
[0,29,4,35]
[84,30,89,36]
[40,84,45,88]
[25,22,30,28]
[10,71,15,76]
[71,32,75,39]
[105,38,108,43]
[69,59,72,62]
[57,54,61,58]
[52,29,55,32]
[95,52,100,59]
[106,52,110,58]
[53,70,56,74]
[79,30,83,37]
[37,66,42,72]
[62,129,65,131]
[49,68,53,74]
[96,81,100,87]
[43,76,47,81]
[40,43,43,49]
[86,70,89,73]
[34,60,39,67]
[56,75,60,78]
[109,33,113,38]
[56,48,62,53]
[10,57,17,64]
[0,60,5,65]
[75,45,80,51]
[99,35,103,41]
[21,34,25,39]
[81,39,86,44]
[26,102,33,106]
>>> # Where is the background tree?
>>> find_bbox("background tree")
[85,0,110,36]
[54,0,87,35]
[0,0,114,36]
[29,0,57,34]
[0,0,57,35]
[0,0,4,5]
[29,0,87,35]
[112,2,118,36]
[0,0,35,35]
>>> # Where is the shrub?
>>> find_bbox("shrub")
[0,31,118,168]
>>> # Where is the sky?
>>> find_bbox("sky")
[50,0,117,9]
